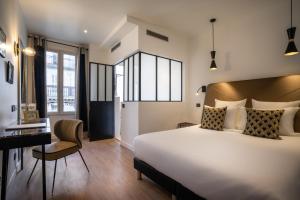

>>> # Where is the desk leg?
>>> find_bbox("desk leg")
[42,145,46,200]
[21,148,24,171]
[1,150,9,200]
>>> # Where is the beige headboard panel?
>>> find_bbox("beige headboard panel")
[204,75,300,132]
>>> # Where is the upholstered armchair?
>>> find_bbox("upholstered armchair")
[27,119,89,195]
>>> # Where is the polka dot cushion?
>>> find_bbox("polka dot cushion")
[243,108,284,139]
[200,106,227,131]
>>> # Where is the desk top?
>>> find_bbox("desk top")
[5,118,50,131]
[0,118,51,150]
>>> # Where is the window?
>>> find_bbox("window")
[119,52,182,102]
[46,51,77,114]
[46,51,58,112]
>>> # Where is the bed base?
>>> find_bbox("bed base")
[134,158,205,200]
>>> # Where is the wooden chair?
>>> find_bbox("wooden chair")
[27,119,89,195]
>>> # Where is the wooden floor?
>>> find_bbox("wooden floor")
[7,139,170,200]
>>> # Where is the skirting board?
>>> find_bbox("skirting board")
[120,141,134,152]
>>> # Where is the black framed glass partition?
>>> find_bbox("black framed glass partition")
[115,51,182,102]
[89,62,114,102]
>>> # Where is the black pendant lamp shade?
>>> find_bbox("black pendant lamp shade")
[285,0,299,56]
[210,50,217,70]
[210,18,218,70]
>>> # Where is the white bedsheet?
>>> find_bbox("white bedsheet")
[134,126,300,200]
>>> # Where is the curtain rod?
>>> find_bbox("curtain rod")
[28,35,88,50]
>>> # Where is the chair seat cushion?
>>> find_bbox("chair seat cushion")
[33,141,79,161]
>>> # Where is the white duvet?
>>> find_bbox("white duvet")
[134,126,300,200]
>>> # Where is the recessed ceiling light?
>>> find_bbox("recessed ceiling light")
[84,29,88,34]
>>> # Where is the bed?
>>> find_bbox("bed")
[133,75,300,200]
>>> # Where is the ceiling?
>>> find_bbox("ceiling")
[18,0,279,45]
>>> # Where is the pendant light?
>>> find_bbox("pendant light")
[210,18,217,70]
[285,0,298,56]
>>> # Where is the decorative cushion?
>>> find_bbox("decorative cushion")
[200,106,227,131]
[252,99,300,135]
[243,109,284,139]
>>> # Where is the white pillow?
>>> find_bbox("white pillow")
[252,99,300,109]
[236,107,247,130]
[215,99,247,108]
[279,107,299,135]
[252,99,300,135]
[215,99,247,129]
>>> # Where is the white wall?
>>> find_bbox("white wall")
[108,26,139,64]
[120,102,139,150]
[0,0,27,129]
[187,0,300,123]
[88,43,109,64]
[0,0,28,186]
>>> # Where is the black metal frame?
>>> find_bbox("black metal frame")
[89,62,114,102]
[114,51,183,103]
[134,158,205,200]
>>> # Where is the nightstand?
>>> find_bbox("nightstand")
[177,122,197,128]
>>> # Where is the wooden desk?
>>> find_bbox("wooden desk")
[1,118,51,200]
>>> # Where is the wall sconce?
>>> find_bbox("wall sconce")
[195,85,207,96]
[14,41,36,57]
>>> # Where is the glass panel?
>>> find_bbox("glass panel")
[128,56,133,101]
[141,53,156,101]
[115,62,124,102]
[134,53,139,101]
[171,60,182,101]
[90,63,98,101]
[157,57,170,101]
[63,54,76,112]
[124,59,128,101]
[98,65,105,101]
[106,66,113,101]
[46,51,58,112]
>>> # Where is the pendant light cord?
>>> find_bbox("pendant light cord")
[291,0,293,27]
[212,22,215,51]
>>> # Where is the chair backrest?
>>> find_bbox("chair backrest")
[54,120,83,148]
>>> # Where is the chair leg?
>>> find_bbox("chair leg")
[52,160,57,196]
[27,159,39,185]
[78,150,89,173]
[64,157,67,167]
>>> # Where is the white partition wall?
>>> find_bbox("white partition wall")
[124,60,128,101]
[98,65,105,101]
[140,53,156,101]
[90,63,98,101]
[133,53,139,101]
[106,66,113,101]
[171,60,182,101]
[157,57,170,101]
[128,57,133,101]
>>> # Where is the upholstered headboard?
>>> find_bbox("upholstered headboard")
[204,75,300,132]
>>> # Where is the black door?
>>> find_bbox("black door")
[89,63,114,141]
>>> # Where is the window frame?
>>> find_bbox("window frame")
[114,51,183,102]
[46,49,77,115]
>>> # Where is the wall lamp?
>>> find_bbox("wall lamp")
[14,41,36,57]
[195,85,207,96]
